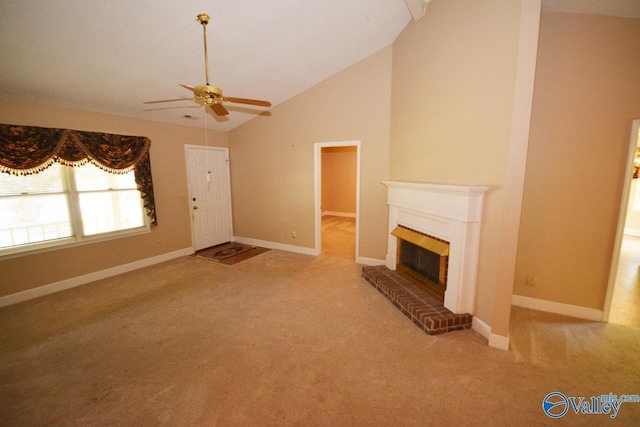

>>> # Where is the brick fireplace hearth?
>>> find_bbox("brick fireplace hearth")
[362,265,472,335]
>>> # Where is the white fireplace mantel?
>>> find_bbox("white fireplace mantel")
[382,181,489,314]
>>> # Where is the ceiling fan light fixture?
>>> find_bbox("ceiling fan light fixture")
[144,12,271,117]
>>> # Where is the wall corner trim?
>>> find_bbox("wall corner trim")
[356,257,385,266]
[471,316,491,339]
[0,247,194,308]
[489,333,510,351]
[512,294,603,321]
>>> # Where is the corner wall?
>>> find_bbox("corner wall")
[228,46,393,260]
[389,0,532,334]
[514,13,640,310]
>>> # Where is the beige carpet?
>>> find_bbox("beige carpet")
[321,215,355,259]
[1,250,639,426]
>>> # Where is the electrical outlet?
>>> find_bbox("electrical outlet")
[526,276,538,286]
[291,231,296,239]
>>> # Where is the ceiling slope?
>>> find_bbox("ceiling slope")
[0,0,411,131]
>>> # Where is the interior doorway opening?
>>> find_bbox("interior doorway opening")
[605,120,640,328]
[314,141,360,261]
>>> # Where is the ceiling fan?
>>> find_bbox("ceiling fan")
[144,12,271,116]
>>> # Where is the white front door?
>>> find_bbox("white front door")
[186,146,232,250]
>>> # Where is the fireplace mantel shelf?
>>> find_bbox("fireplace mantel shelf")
[382,180,489,196]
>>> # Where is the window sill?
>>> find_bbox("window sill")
[0,226,151,261]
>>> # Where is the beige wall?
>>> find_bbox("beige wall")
[389,0,526,327]
[229,46,392,259]
[0,100,228,296]
[321,146,357,215]
[514,14,640,309]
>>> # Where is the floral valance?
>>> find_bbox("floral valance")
[0,123,156,225]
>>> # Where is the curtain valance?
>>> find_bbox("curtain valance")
[0,123,156,225]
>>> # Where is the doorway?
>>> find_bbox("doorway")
[605,120,640,328]
[185,145,233,251]
[314,141,361,260]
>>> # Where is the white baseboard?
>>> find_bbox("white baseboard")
[471,316,509,350]
[489,333,510,350]
[512,294,603,321]
[233,236,319,256]
[322,211,356,218]
[472,316,491,339]
[356,257,385,266]
[233,236,386,265]
[0,247,194,308]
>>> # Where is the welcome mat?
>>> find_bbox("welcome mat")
[197,242,257,262]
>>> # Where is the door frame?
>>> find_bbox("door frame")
[603,119,640,321]
[184,144,233,251]
[313,140,361,260]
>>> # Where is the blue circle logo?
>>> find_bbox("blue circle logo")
[543,392,569,418]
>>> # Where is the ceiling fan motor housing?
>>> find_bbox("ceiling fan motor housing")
[196,13,210,26]
[195,85,223,98]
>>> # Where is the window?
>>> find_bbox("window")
[0,163,148,255]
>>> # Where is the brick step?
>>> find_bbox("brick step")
[362,265,472,335]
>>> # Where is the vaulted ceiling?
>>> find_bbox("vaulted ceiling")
[0,0,411,131]
[1,1,638,132]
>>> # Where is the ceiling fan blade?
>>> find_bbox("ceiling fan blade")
[144,97,196,104]
[210,102,229,116]
[179,84,205,96]
[225,97,272,107]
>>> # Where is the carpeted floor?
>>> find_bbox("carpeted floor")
[1,250,639,425]
[321,215,355,259]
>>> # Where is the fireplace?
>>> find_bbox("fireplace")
[393,225,449,300]
[382,181,488,315]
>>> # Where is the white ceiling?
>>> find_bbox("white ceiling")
[1,1,638,132]
[0,0,411,131]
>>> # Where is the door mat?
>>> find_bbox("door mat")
[197,242,257,262]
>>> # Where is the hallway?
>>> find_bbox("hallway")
[611,235,640,328]
[321,215,355,259]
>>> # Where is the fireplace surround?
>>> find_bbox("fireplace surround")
[382,181,488,315]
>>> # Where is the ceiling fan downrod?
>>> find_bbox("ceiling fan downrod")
[196,13,211,85]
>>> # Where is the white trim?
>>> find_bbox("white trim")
[321,211,356,218]
[471,316,491,339]
[489,333,510,351]
[314,141,361,261]
[605,120,640,321]
[356,256,385,266]
[512,294,603,321]
[0,247,194,307]
[233,236,318,256]
[470,316,510,350]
